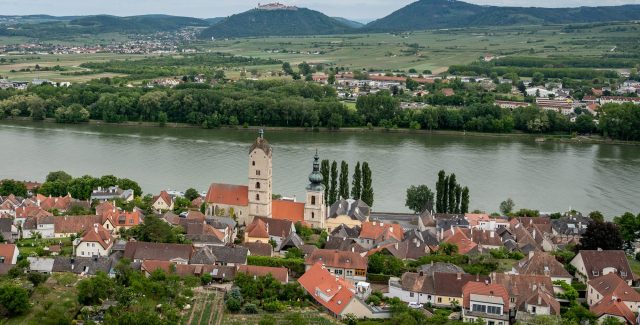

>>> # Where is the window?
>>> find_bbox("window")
[256,182,261,189]
[335,269,343,275]
[410,292,415,297]
[252,161,255,166]
[473,304,487,313]
[346,270,353,276]
[532,306,537,313]
[311,212,315,219]
[256,170,260,176]
[355,269,365,277]
[311,196,316,205]
[437,297,442,303]
[256,194,260,200]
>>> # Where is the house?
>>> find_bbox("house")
[304,249,367,282]
[0,243,19,265]
[462,281,511,325]
[386,271,490,308]
[357,221,403,249]
[491,273,560,319]
[325,237,367,254]
[191,245,248,267]
[27,257,55,274]
[470,228,503,251]
[278,232,305,252]
[368,237,432,260]
[22,215,55,239]
[185,221,229,246]
[0,218,18,243]
[205,183,249,223]
[330,224,361,240]
[151,191,174,212]
[326,199,370,231]
[52,256,114,276]
[101,210,143,232]
[244,216,294,248]
[551,215,591,237]
[591,294,637,324]
[512,251,572,285]
[298,263,390,320]
[54,215,102,238]
[123,242,194,264]
[140,260,235,280]
[442,227,478,254]
[74,224,114,257]
[242,242,273,257]
[237,265,289,283]
[587,273,640,312]
[570,250,636,285]
[90,186,134,202]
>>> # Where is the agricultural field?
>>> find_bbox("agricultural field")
[181,288,225,325]
[196,22,640,73]
[222,307,339,325]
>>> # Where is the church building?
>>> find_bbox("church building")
[205,130,326,228]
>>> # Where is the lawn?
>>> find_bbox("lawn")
[627,256,640,277]
[16,237,73,257]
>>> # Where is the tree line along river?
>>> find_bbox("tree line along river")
[0,121,638,218]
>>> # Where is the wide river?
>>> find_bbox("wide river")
[0,121,638,217]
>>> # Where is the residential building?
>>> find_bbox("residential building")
[298,263,390,320]
[591,294,637,324]
[326,199,370,232]
[123,242,194,264]
[357,221,403,249]
[237,265,289,283]
[90,186,134,202]
[304,249,367,282]
[587,273,640,312]
[512,251,573,285]
[244,216,294,247]
[151,191,174,212]
[74,224,114,257]
[570,250,636,285]
[462,281,511,325]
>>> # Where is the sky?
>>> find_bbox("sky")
[2,0,640,21]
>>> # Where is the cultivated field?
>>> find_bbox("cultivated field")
[181,288,225,325]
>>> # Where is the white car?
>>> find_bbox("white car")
[408,302,423,309]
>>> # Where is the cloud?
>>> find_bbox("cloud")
[0,0,639,20]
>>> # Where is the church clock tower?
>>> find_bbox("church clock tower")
[304,151,326,229]
[248,129,272,222]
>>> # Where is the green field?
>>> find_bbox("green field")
[194,22,640,73]
[1,21,639,83]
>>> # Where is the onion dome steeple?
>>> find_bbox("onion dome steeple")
[306,150,325,191]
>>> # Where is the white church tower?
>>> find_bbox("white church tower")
[248,129,272,222]
[304,150,326,229]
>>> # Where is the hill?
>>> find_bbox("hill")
[69,15,210,33]
[365,0,640,32]
[332,17,364,29]
[199,8,354,39]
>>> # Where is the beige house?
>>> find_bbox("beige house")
[74,224,113,258]
[326,199,370,232]
[587,273,640,312]
[152,191,174,212]
[570,250,636,286]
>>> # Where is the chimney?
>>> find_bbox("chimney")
[528,250,535,259]
[439,228,444,241]
[532,229,536,239]
[538,296,542,305]
[457,272,462,280]
[351,247,355,253]
[394,242,398,250]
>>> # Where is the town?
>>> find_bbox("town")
[0,130,638,324]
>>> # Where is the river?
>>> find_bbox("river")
[0,121,638,217]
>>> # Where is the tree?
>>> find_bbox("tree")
[438,243,458,256]
[46,171,72,183]
[184,188,200,201]
[442,175,449,213]
[361,162,374,207]
[77,272,114,305]
[351,162,362,200]
[589,211,605,223]
[500,198,515,215]
[0,285,30,316]
[460,187,470,214]
[447,174,457,213]
[157,111,168,127]
[320,159,330,206]
[329,161,338,205]
[0,180,27,197]
[454,185,462,214]
[133,215,180,243]
[117,178,142,197]
[406,78,419,91]
[579,221,623,251]
[338,161,349,200]
[574,114,596,134]
[405,185,434,214]
[613,212,640,251]
[436,170,445,213]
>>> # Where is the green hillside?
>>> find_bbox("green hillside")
[365,0,640,32]
[199,8,354,39]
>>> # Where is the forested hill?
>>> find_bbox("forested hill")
[365,0,640,32]
[199,8,354,39]
[69,15,210,33]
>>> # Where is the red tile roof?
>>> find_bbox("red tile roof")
[237,265,289,283]
[588,273,640,303]
[205,183,248,206]
[0,244,17,265]
[591,294,636,324]
[154,191,173,206]
[305,249,367,271]
[462,281,510,310]
[359,221,403,242]
[246,218,269,239]
[444,227,478,254]
[81,224,113,250]
[272,200,305,223]
[298,263,355,316]
[54,215,102,234]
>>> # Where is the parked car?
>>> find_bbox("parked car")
[408,302,423,309]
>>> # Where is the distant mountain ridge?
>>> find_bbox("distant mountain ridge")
[199,8,354,38]
[365,0,640,32]
[69,15,209,33]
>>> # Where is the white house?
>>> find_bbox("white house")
[74,224,114,257]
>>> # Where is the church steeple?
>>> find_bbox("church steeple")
[304,150,326,229]
[307,150,324,190]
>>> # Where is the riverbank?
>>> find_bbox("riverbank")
[2,117,638,146]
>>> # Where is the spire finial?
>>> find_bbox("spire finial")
[259,129,264,139]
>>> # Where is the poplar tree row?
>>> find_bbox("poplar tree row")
[320,160,373,207]
[436,170,470,214]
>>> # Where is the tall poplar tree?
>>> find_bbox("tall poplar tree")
[338,161,349,200]
[461,187,470,213]
[329,161,338,205]
[436,170,445,213]
[352,162,362,200]
[361,162,374,207]
[454,185,462,214]
[320,159,330,206]
[448,174,457,213]
[442,175,449,213]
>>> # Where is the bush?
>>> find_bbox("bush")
[225,297,242,312]
[258,315,277,325]
[200,273,212,285]
[262,300,284,312]
[0,284,31,316]
[247,256,305,277]
[243,303,258,314]
[367,273,391,283]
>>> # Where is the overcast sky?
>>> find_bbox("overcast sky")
[2,0,640,21]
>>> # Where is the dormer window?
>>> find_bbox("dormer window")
[621,271,627,277]
[593,270,600,276]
